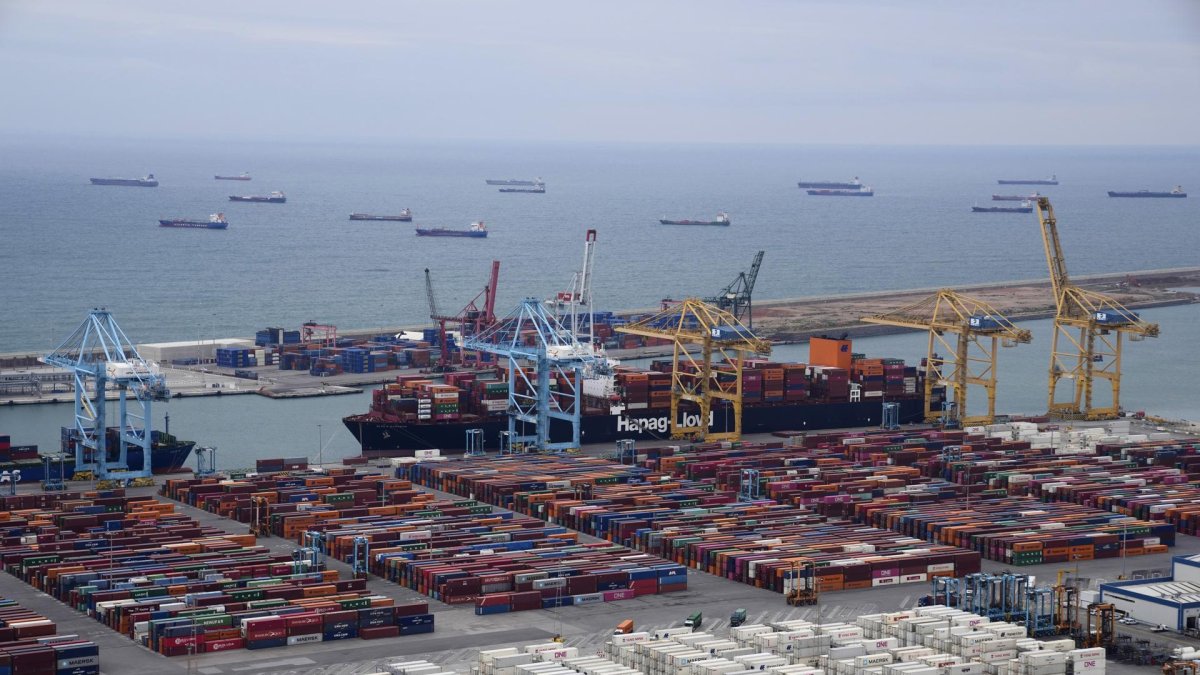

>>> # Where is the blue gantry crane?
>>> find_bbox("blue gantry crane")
[465,298,606,452]
[42,309,169,481]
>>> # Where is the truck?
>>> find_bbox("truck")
[684,611,703,630]
[615,619,634,634]
[730,608,747,627]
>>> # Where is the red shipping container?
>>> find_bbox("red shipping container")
[360,625,400,639]
[202,637,245,653]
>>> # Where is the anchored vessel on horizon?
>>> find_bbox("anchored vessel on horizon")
[1107,186,1186,198]
[997,175,1058,185]
[659,212,730,226]
[90,174,158,187]
[159,213,229,229]
[229,191,286,203]
[351,208,413,221]
[415,221,488,238]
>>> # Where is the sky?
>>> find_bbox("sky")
[0,0,1198,145]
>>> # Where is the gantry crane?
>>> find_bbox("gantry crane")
[549,230,598,343]
[1033,198,1159,419]
[464,298,604,452]
[425,261,501,370]
[615,299,771,441]
[42,309,169,481]
[705,251,765,328]
[862,289,1031,426]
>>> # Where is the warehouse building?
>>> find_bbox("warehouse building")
[1099,554,1200,633]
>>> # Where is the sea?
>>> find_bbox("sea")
[1,136,1198,468]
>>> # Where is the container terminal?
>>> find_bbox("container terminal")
[4,204,1200,675]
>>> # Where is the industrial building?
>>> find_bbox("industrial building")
[1099,554,1200,633]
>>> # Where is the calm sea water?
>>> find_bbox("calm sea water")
[0,137,1197,468]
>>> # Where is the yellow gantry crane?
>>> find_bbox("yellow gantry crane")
[863,290,1031,427]
[1033,198,1159,420]
[615,298,771,441]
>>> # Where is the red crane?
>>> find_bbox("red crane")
[424,261,501,370]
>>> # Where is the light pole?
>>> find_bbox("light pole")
[317,424,323,468]
[1120,519,1128,580]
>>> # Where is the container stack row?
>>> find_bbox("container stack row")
[1,593,100,675]
[856,496,1174,564]
[855,606,1105,675]
[1,490,433,657]
[409,455,981,594]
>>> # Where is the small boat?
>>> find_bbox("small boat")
[486,178,542,186]
[659,212,730,226]
[997,175,1058,185]
[415,221,488,238]
[215,173,252,181]
[1107,186,1186,198]
[90,174,158,187]
[972,201,1033,213]
[350,209,413,221]
[797,177,863,189]
[499,184,545,193]
[807,187,873,196]
[159,213,229,229]
[993,193,1041,201]
[229,191,286,203]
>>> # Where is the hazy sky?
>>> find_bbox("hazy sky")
[1,0,1198,144]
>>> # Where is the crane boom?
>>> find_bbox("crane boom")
[1034,199,1074,316]
[705,250,765,327]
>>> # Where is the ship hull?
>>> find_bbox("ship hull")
[90,178,158,187]
[1107,192,1186,198]
[350,214,413,221]
[229,196,286,203]
[486,179,539,186]
[215,176,252,181]
[159,220,228,229]
[992,195,1038,201]
[797,181,861,189]
[972,207,1032,213]
[1,441,195,482]
[345,397,927,457]
[499,188,545,193]
[997,180,1058,185]
[415,229,487,238]
[807,190,873,196]
[658,220,729,226]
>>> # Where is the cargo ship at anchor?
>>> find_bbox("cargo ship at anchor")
[972,202,1032,213]
[0,427,196,482]
[1107,186,1186,198]
[993,193,1041,201]
[343,337,933,456]
[797,177,863,189]
[159,213,228,229]
[997,175,1058,185]
[415,221,488,238]
[229,191,286,203]
[659,213,730,226]
[215,173,252,181]
[350,209,412,221]
[90,174,158,187]
[486,178,542,186]
[807,188,873,197]
[499,185,545,193]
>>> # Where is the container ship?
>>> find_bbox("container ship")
[415,221,487,238]
[215,173,252,181]
[344,336,935,456]
[350,209,413,221]
[159,213,228,229]
[486,178,542,186]
[229,191,286,203]
[90,174,158,187]
[807,188,873,197]
[797,178,863,189]
[972,202,1032,213]
[659,212,730,226]
[0,428,195,482]
[992,193,1041,201]
[997,175,1058,185]
[1107,186,1186,198]
[499,185,545,193]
